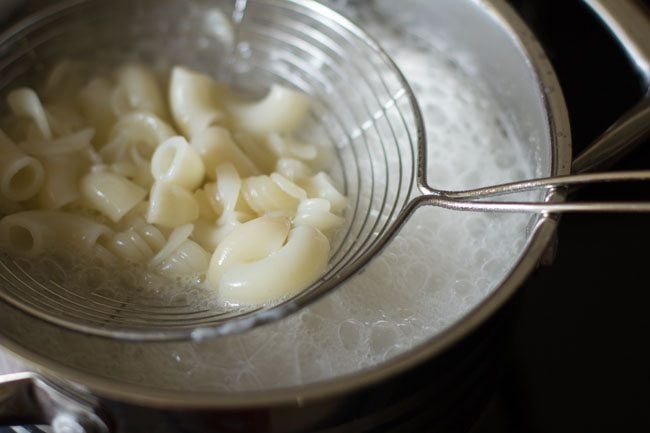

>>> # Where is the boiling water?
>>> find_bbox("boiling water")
[0,7,537,391]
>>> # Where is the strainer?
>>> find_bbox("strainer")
[0,0,649,342]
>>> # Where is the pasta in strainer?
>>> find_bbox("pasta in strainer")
[0,63,346,306]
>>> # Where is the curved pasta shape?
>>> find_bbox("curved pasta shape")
[20,128,94,156]
[110,227,156,263]
[215,225,330,305]
[44,60,88,101]
[80,171,147,222]
[151,136,205,190]
[191,219,221,252]
[109,159,153,190]
[7,88,52,140]
[231,131,278,173]
[112,64,168,120]
[122,216,167,251]
[267,134,333,171]
[275,158,314,181]
[169,66,227,138]
[241,175,299,215]
[267,133,315,160]
[194,186,221,221]
[0,130,44,202]
[294,198,345,232]
[0,210,113,257]
[147,181,199,228]
[270,172,307,200]
[101,112,175,163]
[78,77,117,144]
[229,85,310,135]
[300,172,347,214]
[148,224,208,275]
[150,223,193,266]
[44,103,86,137]
[110,215,167,264]
[156,239,210,276]
[191,126,259,180]
[207,215,291,284]
[0,62,347,300]
[215,162,241,213]
[36,152,87,209]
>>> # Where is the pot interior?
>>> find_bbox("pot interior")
[0,0,568,403]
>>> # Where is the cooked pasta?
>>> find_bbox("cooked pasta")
[217,225,330,305]
[294,198,345,233]
[275,157,315,181]
[207,215,291,283]
[7,88,52,140]
[0,62,347,307]
[36,152,87,209]
[109,215,166,262]
[78,77,116,143]
[169,66,227,138]
[0,210,113,256]
[147,181,199,228]
[112,64,168,120]
[241,175,300,215]
[191,126,259,179]
[110,227,157,262]
[19,128,94,157]
[80,170,147,222]
[229,85,310,135]
[156,238,210,276]
[0,130,44,202]
[101,112,175,163]
[151,136,205,190]
[300,171,347,214]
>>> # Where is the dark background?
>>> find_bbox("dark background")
[473,1,650,432]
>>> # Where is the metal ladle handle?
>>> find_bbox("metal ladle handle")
[417,170,650,214]
[413,0,650,215]
[572,0,650,174]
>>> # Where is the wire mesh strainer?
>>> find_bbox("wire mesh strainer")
[0,0,649,342]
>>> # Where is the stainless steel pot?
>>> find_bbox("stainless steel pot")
[0,0,649,432]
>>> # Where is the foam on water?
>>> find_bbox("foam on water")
[0,2,539,392]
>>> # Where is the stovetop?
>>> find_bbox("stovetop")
[1,1,649,432]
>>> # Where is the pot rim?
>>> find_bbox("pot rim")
[0,0,571,409]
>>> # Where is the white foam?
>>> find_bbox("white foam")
[0,3,538,392]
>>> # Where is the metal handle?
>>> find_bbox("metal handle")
[572,0,650,173]
[582,0,650,86]
[418,170,650,213]
[0,373,110,433]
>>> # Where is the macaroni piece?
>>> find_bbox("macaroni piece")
[191,126,259,179]
[36,152,87,209]
[151,136,205,190]
[0,62,347,307]
[80,171,147,222]
[112,64,168,120]
[169,66,226,139]
[0,210,112,257]
[7,88,52,140]
[147,181,200,228]
[0,130,44,202]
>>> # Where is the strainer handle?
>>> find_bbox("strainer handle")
[572,0,650,173]
[418,170,650,213]
[0,373,110,433]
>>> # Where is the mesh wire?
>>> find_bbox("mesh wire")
[0,0,420,340]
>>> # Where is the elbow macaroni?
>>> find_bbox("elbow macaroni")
[0,62,346,307]
[0,130,44,202]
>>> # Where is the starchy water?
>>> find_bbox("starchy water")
[0,0,543,393]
